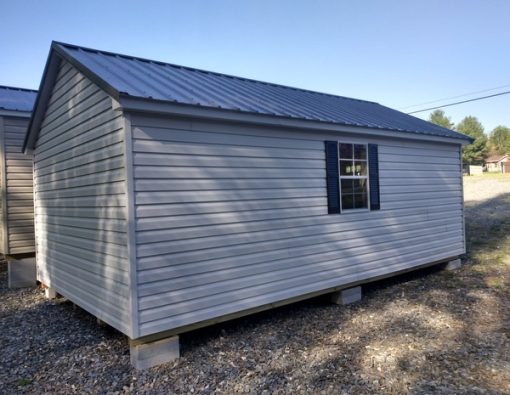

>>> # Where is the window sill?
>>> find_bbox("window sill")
[341,208,370,214]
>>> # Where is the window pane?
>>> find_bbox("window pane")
[339,160,353,176]
[354,193,368,209]
[354,144,366,160]
[352,179,367,194]
[353,161,367,176]
[339,144,353,159]
[342,194,354,210]
[341,179,354,194]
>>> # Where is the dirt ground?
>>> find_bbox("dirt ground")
[0,175,509,394]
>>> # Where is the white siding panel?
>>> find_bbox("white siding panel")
[133,152,324,168]
[34,61,130,335]
[131,115,466,337]
[138,236,463,318]
[141,245,465,334]
[1,115,35,254]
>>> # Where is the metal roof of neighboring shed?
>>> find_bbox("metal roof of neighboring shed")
[486,154,508,163]
[25,41,473,150]
[0,86,37,113]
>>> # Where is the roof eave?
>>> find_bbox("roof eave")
[117,95,473,145]
[0,109,31,118]
[23,46,61,153]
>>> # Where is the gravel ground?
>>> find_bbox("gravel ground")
[1,176,509,394]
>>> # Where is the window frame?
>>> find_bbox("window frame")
[337,141,371,213]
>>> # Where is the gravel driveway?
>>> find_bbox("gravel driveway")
[1,176,509,394]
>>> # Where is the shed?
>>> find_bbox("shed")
[24,42,473,368]
[0,86,37,256]
[485,154,509,173]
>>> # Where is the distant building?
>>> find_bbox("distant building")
[485,154,509,173]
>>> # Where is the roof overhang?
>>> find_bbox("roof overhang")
[0,109,31,118]
[23,45,62,153]
[116,95,473,146]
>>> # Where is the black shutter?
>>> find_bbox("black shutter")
[368,144,380,211]
[325,141,340,214]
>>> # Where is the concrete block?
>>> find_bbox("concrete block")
[45,287,57,299]
[446,258,462,271]
[130,336,180,370]
[8,258,36,288]
[331,286,362,305]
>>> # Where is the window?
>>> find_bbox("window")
[324,140,379,214]
[338,143,369,210]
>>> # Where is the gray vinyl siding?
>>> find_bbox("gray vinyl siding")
[33,60,131,335]
[0,115,35,255]
[0,116,4,252]
[130,115,465,337]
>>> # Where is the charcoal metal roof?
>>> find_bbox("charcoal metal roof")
[40,42,472,142]
[0,85,37,113]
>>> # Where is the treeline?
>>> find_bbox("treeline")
[428,110,510,165]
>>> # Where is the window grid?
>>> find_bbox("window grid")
[338,143,370,211]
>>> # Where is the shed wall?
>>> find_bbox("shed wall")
[0,116,5,252]
[0,115,35,255]
[130,115,465,337]
[33,60,131,334]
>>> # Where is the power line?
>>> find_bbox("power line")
[399,83,510,110]
[407,90,510,115]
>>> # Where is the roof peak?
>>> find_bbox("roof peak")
[52,41,378,106]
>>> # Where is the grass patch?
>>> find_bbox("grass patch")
[485,276,506,289]
[463,177,510,293]
[16,378,32,386]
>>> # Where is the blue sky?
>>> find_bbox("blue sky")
[1,0,509,133]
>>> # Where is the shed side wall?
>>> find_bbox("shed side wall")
[0,116,6,253]
[131,115,465,337]
[34,60,131,334]
[0,116,5,254]
[2,115,35,254]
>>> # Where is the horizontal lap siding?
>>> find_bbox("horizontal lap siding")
[131,116,465,337]
[0,118,3,251]
[34,61,130,334]
[2,116,35,254]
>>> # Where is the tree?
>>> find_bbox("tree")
[456,116,489,165]
[428,110,454,129]
[489,125,510,155]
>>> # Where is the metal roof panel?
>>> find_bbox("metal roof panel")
[53,42,471,142]
[0,86,37,112]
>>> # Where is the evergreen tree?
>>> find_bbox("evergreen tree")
[428,110,454,129]
[456,116,489,164]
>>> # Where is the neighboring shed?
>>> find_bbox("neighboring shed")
[0,86,37,256]
[485,154,509,173]
[24,42,473,368]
